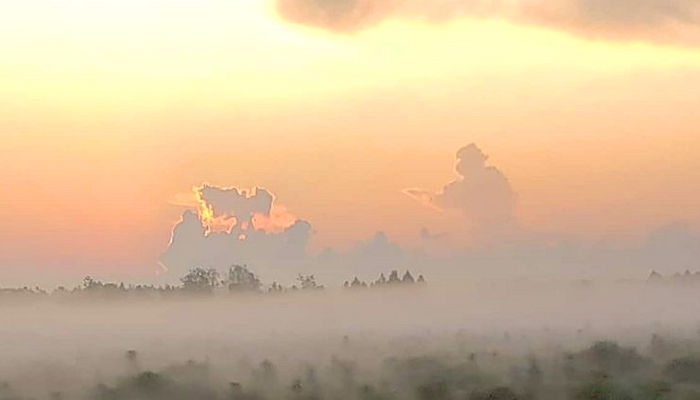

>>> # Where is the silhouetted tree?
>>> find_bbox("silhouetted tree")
[269,282,284,293]
[387,270,401,284]
[82,276,100,290]
[227,265,261,293]
[297,274,323,290]
[181,267,220,293]
[350,277,367,289]
[375,273,387,286]
[402,270,415,284]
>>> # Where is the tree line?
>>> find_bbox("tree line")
[0,265,426,300]
[343,270,426,289]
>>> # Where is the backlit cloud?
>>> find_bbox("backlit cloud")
[161,185,311,281]
[158,173,699,286]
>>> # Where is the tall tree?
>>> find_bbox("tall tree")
[181,267,220,293]
[227,265,261,293]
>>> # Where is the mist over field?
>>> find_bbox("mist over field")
[1,142,699,399]
[1,141,699,399]
[4,0,700,398]
[2,278,700,400]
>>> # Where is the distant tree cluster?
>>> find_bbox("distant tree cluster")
[647,269,700,284]
[0,278,184,301]
[343,270,426,289]
[2,264,442,301]
[182,266,325,295]
[227,265,262,292]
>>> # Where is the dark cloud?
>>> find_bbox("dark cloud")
[276,0,700,45]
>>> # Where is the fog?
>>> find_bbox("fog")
[2,146,700,399]
[3,279,700,400]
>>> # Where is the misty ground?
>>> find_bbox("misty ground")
[2,281,700,400]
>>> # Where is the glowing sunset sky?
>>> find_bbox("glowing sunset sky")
[1,0,700,284]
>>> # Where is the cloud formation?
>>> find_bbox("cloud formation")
[157,162,700,286]
[198,185,273,225]
[161,184,420,285]
[276,0,700,45]
[161,186,312,282]
[406,143,516,237]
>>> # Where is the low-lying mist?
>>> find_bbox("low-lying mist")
[2,279,700,400]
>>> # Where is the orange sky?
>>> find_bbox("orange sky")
[1,0,700,282]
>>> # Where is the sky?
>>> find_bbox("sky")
[1,0,700,286]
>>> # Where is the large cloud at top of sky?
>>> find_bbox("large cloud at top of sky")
[276,0,700,46]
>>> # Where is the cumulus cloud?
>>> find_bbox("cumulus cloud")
[198,185,273,225]
[314,231,413,280]
[406,143,516,237]
[276,0,700,45]
[161,185,311,282]
[158,180,700,286]
[161,184,420,284]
